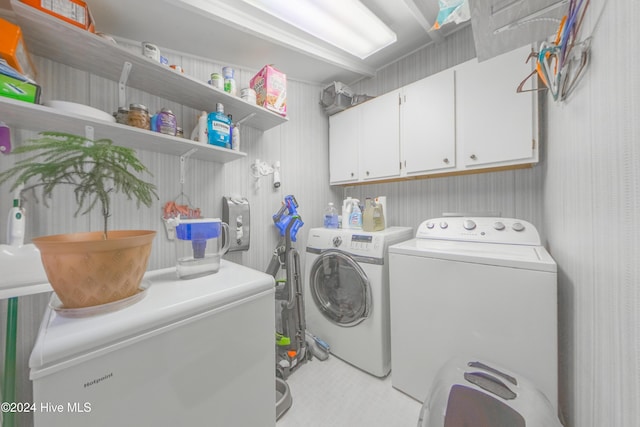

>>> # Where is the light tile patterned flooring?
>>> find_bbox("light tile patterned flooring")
[276,355,422,427]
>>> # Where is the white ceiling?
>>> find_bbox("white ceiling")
[0,0,466,85]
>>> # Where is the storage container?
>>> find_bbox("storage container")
[0,17,36,80]
[320,81,353,116]
[21,0,95,32]
[175,218,230,279]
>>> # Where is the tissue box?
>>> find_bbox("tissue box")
[21,0,95,32]
[250,65,287,116]
[0,18,36,80]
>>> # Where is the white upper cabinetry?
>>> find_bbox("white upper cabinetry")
[401,69,456,175]
[359,89,401,181]
[329,45,538,185]
[455,45,537,169]
[329,104,360,183]
[329,90,401,185]
[3,0,288,164]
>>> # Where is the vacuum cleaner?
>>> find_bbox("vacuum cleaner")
[266,195,309,380]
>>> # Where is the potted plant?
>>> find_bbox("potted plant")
[0,131,159,308]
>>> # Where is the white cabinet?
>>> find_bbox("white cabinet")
[455,45,537,169]
[328,48,538,186]
[359,90,401,181]
[401,69,456,175]
[329,105,360,183]
[329,90,400,185]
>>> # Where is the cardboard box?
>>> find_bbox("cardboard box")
[0,72,41,103]
[21,0,95,32]
[0,17,36,80]
[250,65,287,117]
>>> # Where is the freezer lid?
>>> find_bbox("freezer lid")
[29,260,274,373]
[389,239,557,272]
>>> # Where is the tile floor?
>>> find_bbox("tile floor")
[276,355,422,427]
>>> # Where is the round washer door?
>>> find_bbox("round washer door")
[308,249,371,327]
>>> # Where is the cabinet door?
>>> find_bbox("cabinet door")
[456,45,536,168]
[401,69,456,175]
[329,106,360,184]
[359,90,401,181]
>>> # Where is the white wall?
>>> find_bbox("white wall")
[348,1,640,426]
[0,43,340,426]
[2,1,638,426]
[543,0,640,426]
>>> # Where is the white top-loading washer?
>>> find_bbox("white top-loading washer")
[388,217,558,410]
[304,226,413,377]
[30,261,275,427]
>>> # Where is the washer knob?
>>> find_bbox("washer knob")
[439,221,448,229]
[493,221,506,231]
[463,219,476,230]
[426,222,435,229]
[512,222,525,232]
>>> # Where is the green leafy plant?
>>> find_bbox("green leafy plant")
[0,131,158,239]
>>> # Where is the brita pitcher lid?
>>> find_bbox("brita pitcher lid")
[175,218,222,241]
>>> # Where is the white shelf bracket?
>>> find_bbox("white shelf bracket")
[119,61,133,108]
[180,148,198,184]
[84,125,94,141]
[236,112,256,126]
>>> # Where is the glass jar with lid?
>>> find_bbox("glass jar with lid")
[128,103,150,130]
[115,107,129,125]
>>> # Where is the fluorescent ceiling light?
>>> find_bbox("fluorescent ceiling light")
[242,0,397,59]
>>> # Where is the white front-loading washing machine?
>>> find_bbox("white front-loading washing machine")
[304,226,413,377]
[388,217,558,410]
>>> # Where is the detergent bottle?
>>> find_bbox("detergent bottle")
[372,200,385,231]
[374,196,387,229]
[362,198,375,232]
[363,198,385,231]
[342,197,353,229]
[348,199,362,229]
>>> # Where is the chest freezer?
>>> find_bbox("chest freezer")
[30,261,275,427]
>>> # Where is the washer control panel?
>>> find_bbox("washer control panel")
[417,217,541,245]
[323,232,382,256]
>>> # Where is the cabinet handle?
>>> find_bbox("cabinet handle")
[443,158,449,164]
[350,172,354,177]
[470,154,477,160]
[366,171,370,176]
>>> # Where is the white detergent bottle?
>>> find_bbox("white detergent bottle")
[342,197,353,229]
[348,199,362,229]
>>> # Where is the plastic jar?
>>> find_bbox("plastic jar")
[222,67,234,79]
[210,73,224,89]
[128,103,150,130]
[222,67,237,96]
[151,108,177,136]
[241,88,257,104]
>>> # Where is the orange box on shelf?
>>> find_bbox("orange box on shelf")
[21,0,95,32]
[250,65,287,117]
[0,17,36,80]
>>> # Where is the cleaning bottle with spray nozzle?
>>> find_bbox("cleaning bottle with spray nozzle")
[342,197,353,229]
[6,185,25,246]
[348,199,362,230]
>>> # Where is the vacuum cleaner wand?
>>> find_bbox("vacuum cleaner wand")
[272,195,303,242]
